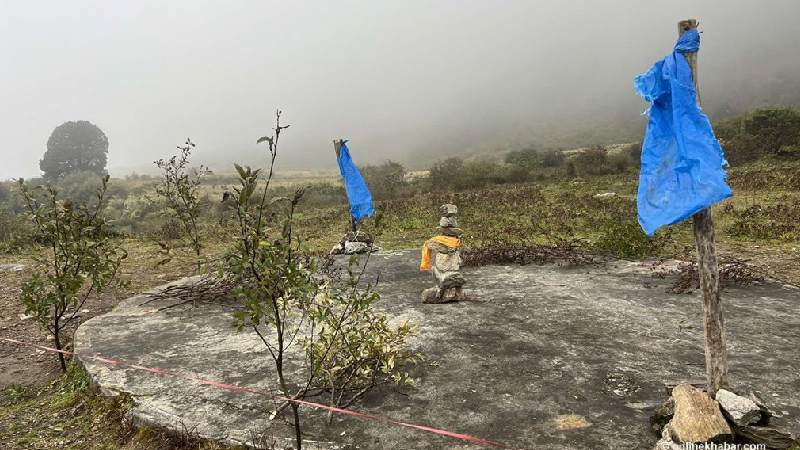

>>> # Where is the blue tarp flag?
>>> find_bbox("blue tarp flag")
[634,28,732,236]
[336,140,374,221]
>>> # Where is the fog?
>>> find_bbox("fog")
[1,1,798,180]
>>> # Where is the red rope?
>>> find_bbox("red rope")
[1,337,511,449]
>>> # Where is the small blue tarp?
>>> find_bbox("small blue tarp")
[336,140,374,221]
[634,28,732,236]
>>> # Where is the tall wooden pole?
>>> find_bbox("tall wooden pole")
[679,19,728,397]
[333,139,358,232]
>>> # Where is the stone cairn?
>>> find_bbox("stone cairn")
[330,229,379,255]
[421,204,466,303]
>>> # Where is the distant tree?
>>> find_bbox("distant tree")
[41,121,108,179]
[541,150,566,168]
[504,147,542,168]
[742,107,800,155]
[428,157,464,189]
[572,146,610,176]
[362,161,406,200]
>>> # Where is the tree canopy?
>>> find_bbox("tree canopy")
[40,120,108,178]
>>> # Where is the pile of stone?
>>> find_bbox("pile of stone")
[421,204,466,304]
[330,230,379,255]
[652,384,797,449]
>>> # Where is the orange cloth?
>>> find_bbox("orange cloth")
[419,236,461,271]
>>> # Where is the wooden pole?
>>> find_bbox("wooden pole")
[333,139,357,232]
[679,19,728,397]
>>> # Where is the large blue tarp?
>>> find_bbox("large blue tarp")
[336,140,374,221]
[634,28,732,236]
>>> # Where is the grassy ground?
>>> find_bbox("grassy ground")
[0,158,798,449]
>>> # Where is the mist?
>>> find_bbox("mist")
[1,0,799,180]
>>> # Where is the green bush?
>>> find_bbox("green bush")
[593,221,675,259]
[571,146,610,176]
[541,150,566,168]
[716,107,800,163]
[504,147,542,168]
[743,107,800,153]
[362,161,407,200]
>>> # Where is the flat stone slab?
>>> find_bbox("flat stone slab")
[74,250,800,449]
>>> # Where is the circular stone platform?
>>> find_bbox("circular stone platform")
[75,250,800,449]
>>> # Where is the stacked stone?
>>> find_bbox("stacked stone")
[330,230,379,255]
[422,204,466,303]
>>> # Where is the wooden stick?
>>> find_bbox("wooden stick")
[679,18,729,397]
[333,139,343,158]
[332,138,357,231]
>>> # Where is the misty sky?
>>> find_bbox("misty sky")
[1,1,799,180]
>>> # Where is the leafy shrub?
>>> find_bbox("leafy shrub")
[225,111,418,449]
[155,139,206,258]
[593,221,675,259]
[17,176,126,372]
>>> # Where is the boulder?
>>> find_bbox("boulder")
[330,243,344,255]
[440,204,458,217]
[343,242,369,254]
[438,227,463,237]
[439,216,458,228]
[716,389,762,426]
[670,384,732,443]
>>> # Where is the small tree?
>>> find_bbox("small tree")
[41,121,108,179]
[227,111,418,449]
[155,139,206,260]
[361,161,406,200]
[18,175,126,372]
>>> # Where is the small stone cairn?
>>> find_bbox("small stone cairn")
[330,230,379,255]
[421,204,466,303]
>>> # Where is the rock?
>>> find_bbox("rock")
[650,398,675,435]
[716,389,762,426]
[438,227,463,237]
[433,252,462,272]
[593,192,617,199]
[421,287,444,304]
[670,384,732,443]
[439,217,458,228]
[439,204,458,217]
[343,242,369,254]
[436,271,465,289]
[0,264,25,272]
[735,425,797,449]
[330,243,344,255]
[653,424,682,450]
[748,392,774,425]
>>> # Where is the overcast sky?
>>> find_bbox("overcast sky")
[1,1,798,180]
